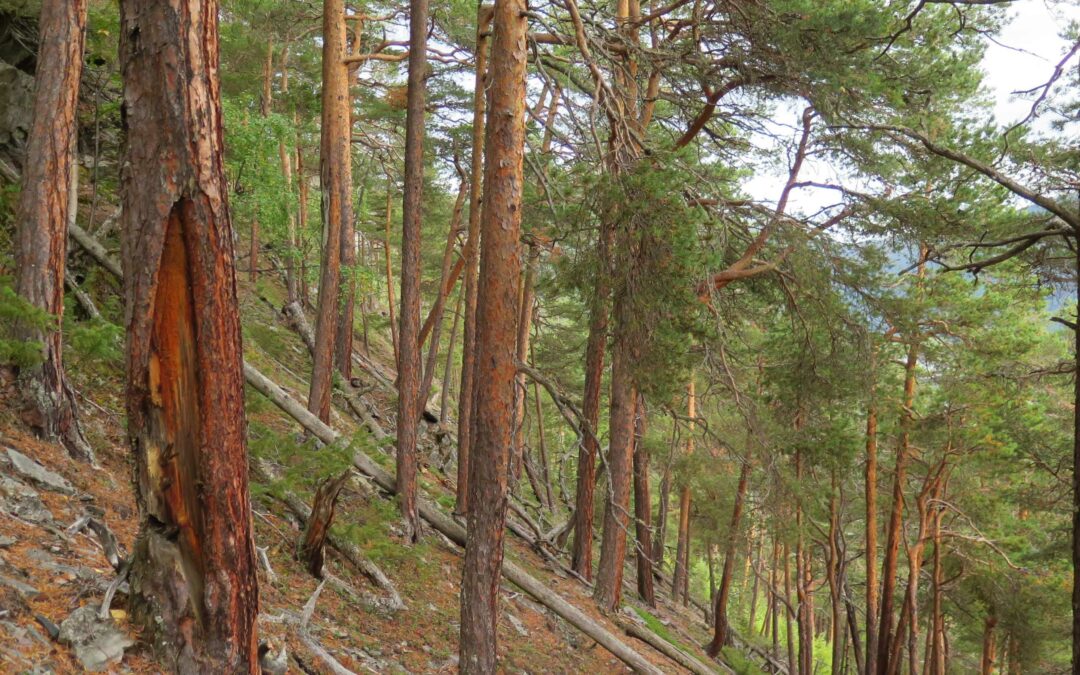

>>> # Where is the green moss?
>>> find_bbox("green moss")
[721,646,766,675]
[244,322,290,363]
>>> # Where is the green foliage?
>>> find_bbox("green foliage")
[0,276,53,368]
[600,155,713,401]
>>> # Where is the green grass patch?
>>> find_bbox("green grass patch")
[722,646,766,675]
[632,607,695,657]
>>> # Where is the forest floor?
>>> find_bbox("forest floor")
[0,262,752,674]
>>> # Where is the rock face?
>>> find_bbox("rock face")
[58,605,134,672]
[0,474,53,523]
[0,61,33,164]
[5,448,75,495]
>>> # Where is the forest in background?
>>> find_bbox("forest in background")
[0,0,1079,673]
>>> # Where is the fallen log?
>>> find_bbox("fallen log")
[68,221,123,279]
[243,363,663,675]
[619,619,726,675]
[282,301,393,444]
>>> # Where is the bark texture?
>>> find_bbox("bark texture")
[395,0,430,540]
[13,0,93,463]
[308,0,352,423]
[297,471,350,578]
[865,401,879,675]
[592,294,637,611]
[672,380,695,604]
[632,395,655,606]
[459,0,528,667]
[455,4,492,515]
[118,1,258,669]
[707,458,751,656]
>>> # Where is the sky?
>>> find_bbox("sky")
[982,0,1080,126]
[743,0,1080,210]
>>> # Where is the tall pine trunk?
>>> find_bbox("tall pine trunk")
[570,219,613,578]
[118,0,257,668]
[13,0,93,463]
[1073,245,1080,675]
[593,253,639,610]
[877,340,920,674]
[395,0,430,541]
[308,0,352,423]
[455,4,492,516]
[511,243,539,481]
[632,394,655,606]
[458,0,527,666]
[707,458,751,655]
[866,399,880,675]
[334,182,358,380]
[383,181,398,364]
[672,379,695,603]
[795,449,813,675]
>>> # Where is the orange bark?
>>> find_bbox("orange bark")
[119,0,258,667]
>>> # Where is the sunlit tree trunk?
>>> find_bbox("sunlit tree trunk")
[118,0,257,669]
[929,491,946,675]
[334,178,359,381]
[878,339,920,674]
[13,0,93,463]
[866,398,880,675]
[749,532,762,633]
[980,613,997,675]
[308,0,352,423]
[458,0,527,666]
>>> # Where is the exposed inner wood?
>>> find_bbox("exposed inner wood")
[146,202,206,623]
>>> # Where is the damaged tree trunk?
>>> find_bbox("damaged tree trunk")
[297,471,351,578]
[13,0,93,463]
[118,0,258,670]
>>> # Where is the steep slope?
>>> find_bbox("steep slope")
[0,226,757,673]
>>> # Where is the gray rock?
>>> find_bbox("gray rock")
[59,605,134,672]
[0,476,53,523]
[0,535,15,547]
[0,61,33,153]
[507,612,529,637]
[0,573,39,598]
[6,449,74,495]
